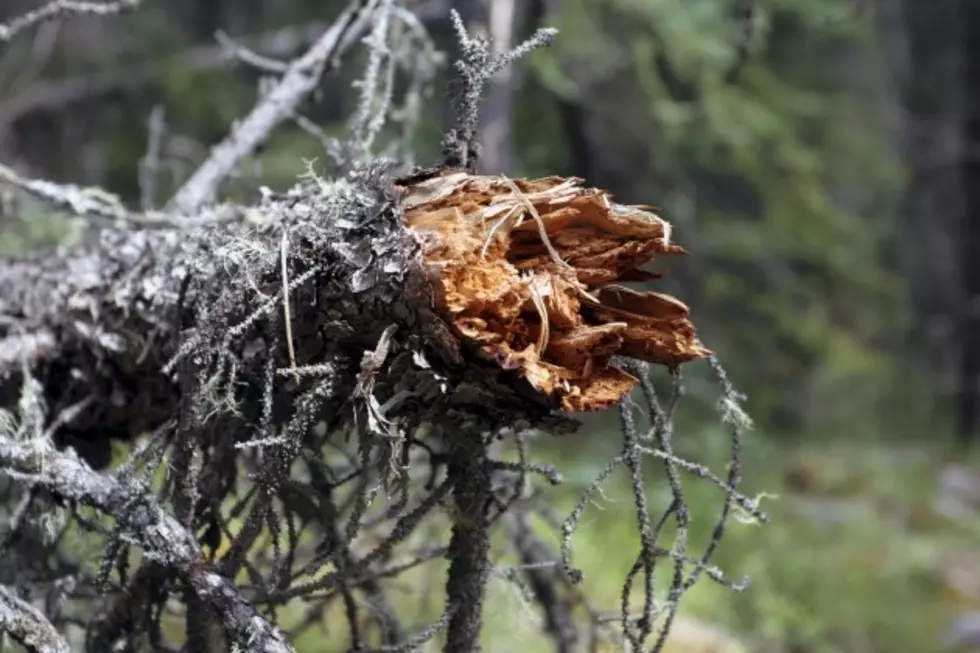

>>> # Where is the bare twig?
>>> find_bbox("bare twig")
[0,0,140,43]
[442,8,557,170]
[215,30,289,74]
[0,161,244,227]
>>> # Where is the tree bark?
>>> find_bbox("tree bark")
[958,0,980,444]
[443,427,492,652]
[0,164,565,468]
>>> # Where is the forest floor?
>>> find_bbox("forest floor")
[290,428,978,653]
[476,429,979,653]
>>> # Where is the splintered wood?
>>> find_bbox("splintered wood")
[401,170,710,413]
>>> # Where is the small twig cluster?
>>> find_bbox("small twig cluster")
[441,9,557,171]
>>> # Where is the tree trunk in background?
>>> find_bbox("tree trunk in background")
[177,0,225,40]
[898,0,964,433]
[527,0,597,183]
[958,0,980,444]
[475,0,518,174]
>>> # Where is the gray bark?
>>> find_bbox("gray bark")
[0,585,70,653]
[0,160,577,468]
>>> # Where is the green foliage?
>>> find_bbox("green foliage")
[667,431,960,653]
[161,67,258,139]
[520,0,909,432]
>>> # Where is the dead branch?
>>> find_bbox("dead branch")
[0,0,140,43]
[0,439,294,653]
[0,585,70,653]
[441,9,557,170]
[0,0,451,135]
[168,0,374,214]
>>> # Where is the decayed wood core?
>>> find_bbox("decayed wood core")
[400,170,710,413]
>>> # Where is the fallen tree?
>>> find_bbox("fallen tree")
[0,2,767,652]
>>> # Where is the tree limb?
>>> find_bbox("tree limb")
[443,427,492,653]
[168,0,373,214]
[0,0,140,43]
[0,584,70,653]
[0,440,295,653]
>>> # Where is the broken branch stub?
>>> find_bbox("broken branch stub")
[400,169,710,413]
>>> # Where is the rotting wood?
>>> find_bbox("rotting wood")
[401,169,710,412]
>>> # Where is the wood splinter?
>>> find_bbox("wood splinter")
[399,169,711,413]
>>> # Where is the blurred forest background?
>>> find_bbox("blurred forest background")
[1,0,979,652]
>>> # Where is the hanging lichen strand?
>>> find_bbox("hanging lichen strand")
[400,170,711,413]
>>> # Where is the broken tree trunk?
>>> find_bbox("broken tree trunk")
[0,165,707,467]
[0,161,715,652]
